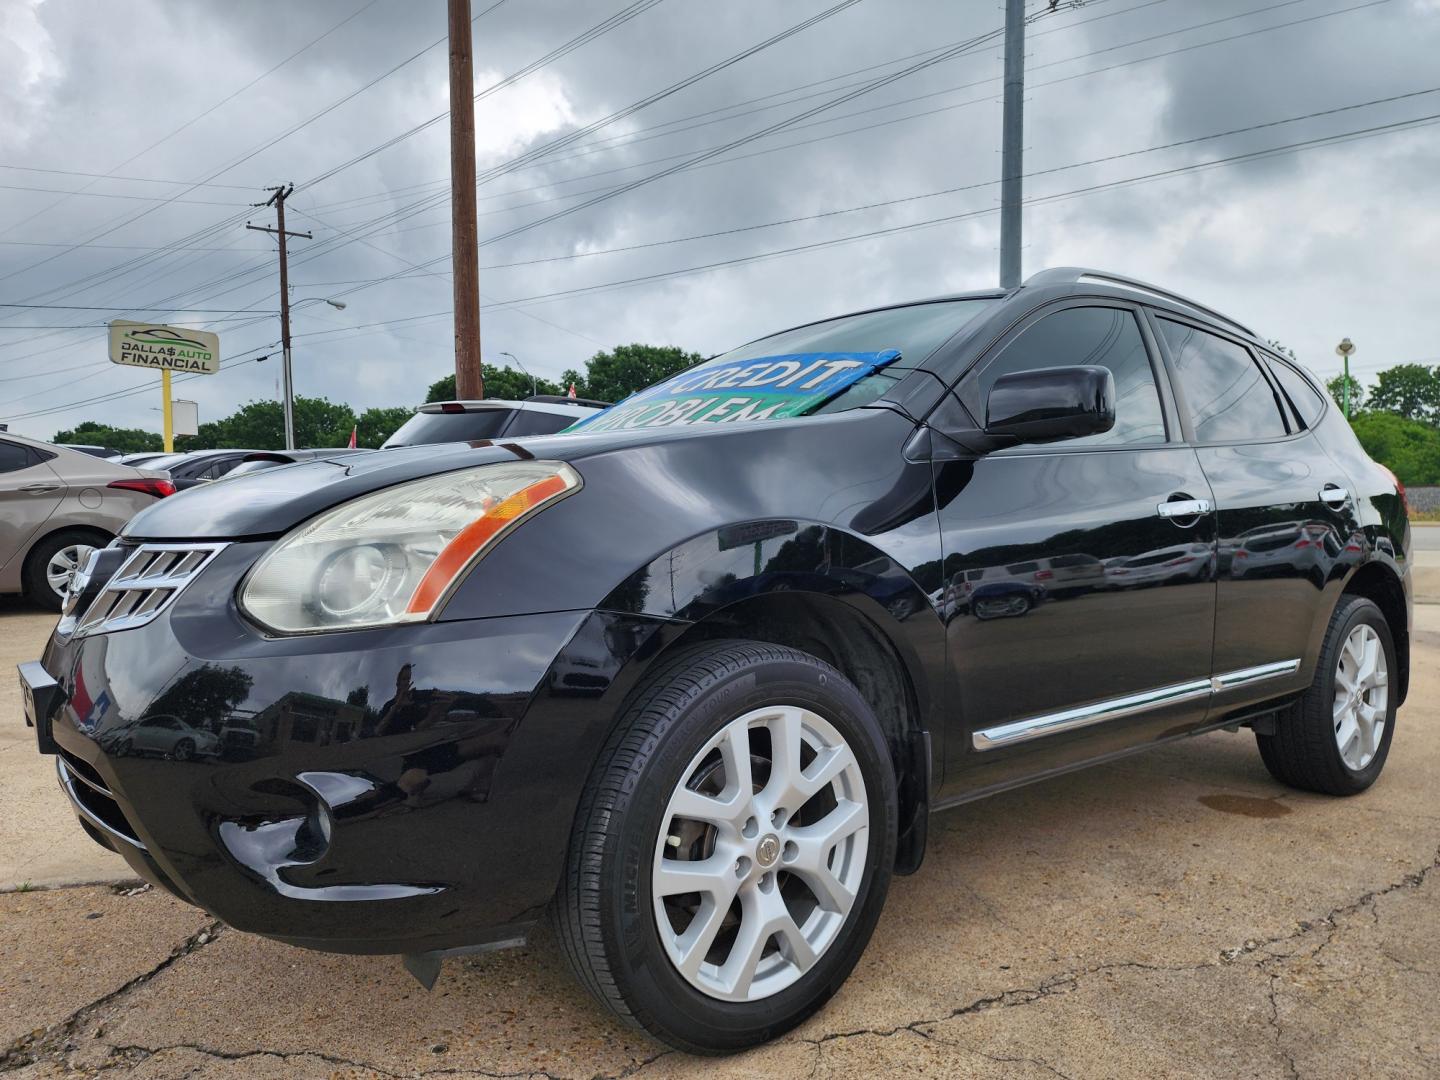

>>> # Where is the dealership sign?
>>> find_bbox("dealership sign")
[568,349,901,433]
[108,321,220,374]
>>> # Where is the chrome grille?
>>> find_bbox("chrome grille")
[71,542,227,638]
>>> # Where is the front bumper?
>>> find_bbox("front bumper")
[28,540,671,955]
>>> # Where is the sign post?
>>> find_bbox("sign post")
[108,322,219,452]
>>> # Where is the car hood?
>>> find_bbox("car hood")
[118,420,834,540]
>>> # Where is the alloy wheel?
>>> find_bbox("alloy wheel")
[651,705,869,1002]
[1333,623,1388,770]
[46,544,96,599]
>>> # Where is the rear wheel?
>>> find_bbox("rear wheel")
[1256,595,1396,795]
[23,530,103,611]
[554,641,896,1054]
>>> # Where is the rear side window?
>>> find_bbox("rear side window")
[0,441,33,473]
[971,306,1166,447]
[1266,358,1327,428]
[504,409,580,437]
[382,408,513,447]
[1158,319,1289,442]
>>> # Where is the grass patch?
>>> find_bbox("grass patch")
[1411,509,1440,524]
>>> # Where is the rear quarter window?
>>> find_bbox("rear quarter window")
[1265,358,1328,427]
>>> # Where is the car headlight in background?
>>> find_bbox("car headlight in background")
[240,462,580,633]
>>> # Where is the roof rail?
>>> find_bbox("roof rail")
[1021,267,1255,338]
[525,394,611,409]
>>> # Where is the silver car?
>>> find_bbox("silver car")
[0,432,173,609]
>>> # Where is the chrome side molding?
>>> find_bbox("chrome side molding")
[973,659,1302,751]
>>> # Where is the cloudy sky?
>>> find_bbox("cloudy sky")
[1,0,1437,438]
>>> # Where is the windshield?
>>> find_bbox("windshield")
[568,299,994,433]
[382,408,513,448]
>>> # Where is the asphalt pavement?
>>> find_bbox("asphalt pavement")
[3,599,1438,1078]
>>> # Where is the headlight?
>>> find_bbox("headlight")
[240,462,580,634]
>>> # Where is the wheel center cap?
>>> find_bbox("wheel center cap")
[756,834,780,868]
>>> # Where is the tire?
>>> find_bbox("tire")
[171,738,196,763]
[22,529,104,612]
[553,640,897,1054]
[1256,595,1397,796]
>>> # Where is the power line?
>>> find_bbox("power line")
[0,0,512,302]
[20,103,1429,424]
[305,0,1328,219]
[0,0,655,334]
[288,0,1390,271]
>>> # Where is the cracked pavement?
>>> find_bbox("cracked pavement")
[3,604,1437,1078]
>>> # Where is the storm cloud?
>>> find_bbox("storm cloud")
[2,0,1437,436]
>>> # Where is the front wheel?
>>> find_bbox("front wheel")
[1256,595,1397,796]
[554,641,897,1054]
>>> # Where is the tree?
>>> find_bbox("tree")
[425,364,561,403]
[51,421,162,453]
[578,344,703,403]
[142,664,254,733]
[1348,411,1440,485]
[1326,373,1365,415]
[1366,363,1440,425]
[425,373,456,402]
[184,396,358,450]
[354,406,413,448]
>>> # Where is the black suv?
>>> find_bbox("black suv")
[21,268,1410,1054]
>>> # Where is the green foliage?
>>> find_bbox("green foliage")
[180,396,360,450]
[1326,373,1365,414]
[51,421,162,453]
[571,344,703,403]
[55,343,701,450]
[1348,411,1440,486]
[354,406,413,448]
[142,664,254,732]
[425,364,562,404]
[1365,363,1440,425]
[425,373,456,403]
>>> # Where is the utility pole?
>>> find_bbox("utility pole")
[449,0,484,399]
[999,0,1025,289]
[247,184,311,450]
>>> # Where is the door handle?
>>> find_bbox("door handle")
[1319,485,1349,507]
[1157,498,1211,519]
[19,482,60,494]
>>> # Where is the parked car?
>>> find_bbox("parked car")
[380,395,610,448]
[59,444,123,460]
[114,452,174,467]
[22,268,1411,1054]
[0,433,173,609]
[146,448,265,490]
[220,448,372,479]
[100,714,221,761]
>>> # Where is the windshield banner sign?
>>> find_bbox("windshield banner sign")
[569,349,900,433]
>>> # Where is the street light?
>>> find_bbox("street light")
[1336,337,1356,419]
[499,350,536,397]
[275,297,350,448]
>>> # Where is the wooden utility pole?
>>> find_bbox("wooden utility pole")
[449,0,484,399]
[247,184,311,449]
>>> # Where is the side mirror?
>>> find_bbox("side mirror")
[984,365,1115,444]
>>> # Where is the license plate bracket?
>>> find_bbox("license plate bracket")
[18,661,61,755]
